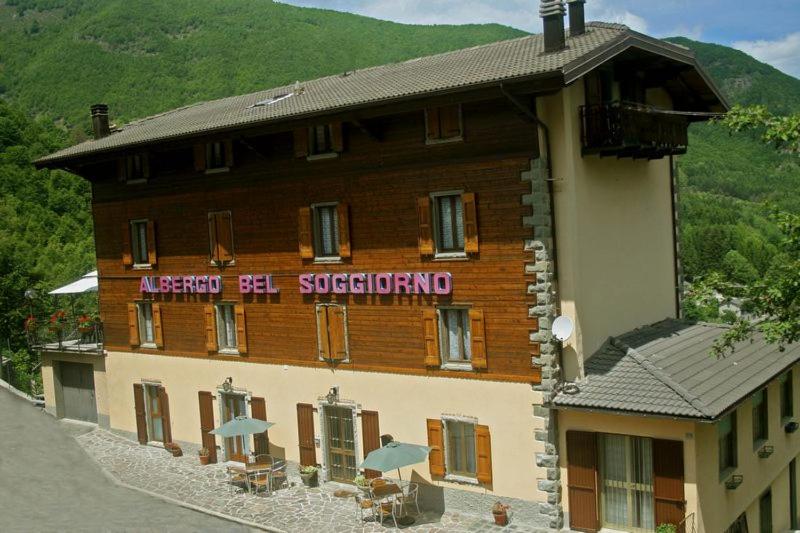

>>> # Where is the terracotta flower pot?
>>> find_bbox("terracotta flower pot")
[493,510,509,526]
[199,454,210,465]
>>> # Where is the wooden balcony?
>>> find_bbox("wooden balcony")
[580,102,689,159]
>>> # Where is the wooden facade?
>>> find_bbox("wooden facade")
[89,96,542,384]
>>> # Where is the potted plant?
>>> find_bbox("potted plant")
[48,310,68,334]
[353,474,370,494]
[492,501,510,526]
[656,524,677,533]
[24,315,38,333]
[198,447,211,465]
[300,465,319,487]
[164,442,183,457]
[77,314,95,333]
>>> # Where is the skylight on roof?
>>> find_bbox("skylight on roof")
[250,93,292,108]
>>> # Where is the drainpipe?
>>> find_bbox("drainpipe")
[670,155,683,318]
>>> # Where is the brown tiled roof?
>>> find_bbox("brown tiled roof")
[36,22,716,166]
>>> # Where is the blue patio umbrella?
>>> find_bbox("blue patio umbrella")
[209,415,274,438]
[359,441,431,480]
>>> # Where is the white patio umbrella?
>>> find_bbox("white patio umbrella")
[209,416,274,438]
[359,441,431,480]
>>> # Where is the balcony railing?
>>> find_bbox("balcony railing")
[25,313,104,354]
[580,101,689,159]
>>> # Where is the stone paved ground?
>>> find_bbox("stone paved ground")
[77,429,551,532]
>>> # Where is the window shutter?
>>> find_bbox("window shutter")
[224,139,234,168]
[152,303,164,348]
[417,196,434,255]
[426,419,445,477]
[462,192,479,253]
[204,305,217,352]
[653,439,685,528]
[198,391,217,463]
[193,143,206,172]
[297,403,317,466]
[251,396,269,456]
[122,222,133,266]
[215,212,234,263]
[330,122,344,152]
[128,303,139,347]
[157,386,172,444]
[422,309,440,367]
[293,128,309,158]
[475,424,492,485]
[208,212,219,262]
[361,410,381,478]
[566,430,599,532]
[441,104,462,138]
[425,108,441,140]
[133,383,148,445]
[469,309,487,370]
[298,207,314,259]
[316,305,332,359]
[235,304,247,355]
[337,203,351,258]
[146,220,157,265]
[328,306,347,361]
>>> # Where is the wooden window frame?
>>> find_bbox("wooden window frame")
[781,371,794,421]
[215,302,239,355]
[437,306,472,371]
[122,153,149,184]
[315,303,350,363]
[142,381,165,444]
[129,219,150,267]
[597,433,656,532]
[208,210,235,265]
[718,411,738,480]
[430,190,466,259]
[425,105,463,145]
[441,415,479,484]
[308,124,334,157]
[205,141,230,173]
[753,388,769,449]
[136,301,157,348]
[311,202,341,262]
[216,388,251,461]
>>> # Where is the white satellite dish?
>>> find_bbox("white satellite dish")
[552,315,574,342]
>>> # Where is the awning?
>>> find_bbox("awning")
[49,271,98,295]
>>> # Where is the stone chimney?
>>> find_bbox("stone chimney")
[568,0,586,36]
[540,0,566,53]
[90,104,110,140]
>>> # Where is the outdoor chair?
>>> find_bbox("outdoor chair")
[247,454,275,496]
[376,499,400,528]
[248,469,270,496]
[394,482,420,516]
[269,458,288,492]
[367,477,388,496]
[226,466,249,495]
[354,494,376,523]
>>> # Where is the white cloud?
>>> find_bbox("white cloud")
[734,32,800,78]
[585,0,648,33]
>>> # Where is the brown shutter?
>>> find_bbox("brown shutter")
[475,424,492,485]
[128,303,139,346]
[441,104,462,138]
[330,122,344,152]
[235,304,247,354]
[426,419,445,477]
[204,305,217,352]
[193,143,206,172]
[653,439,686,529]
[251,397,269,456]
[417,196,434,255]
[133,383,148,444]
[198,391,217,463]
[208,212,219,262]
[298,206,314,259]
[566,430,599,532]
[157,386,172,444]
[422,309,440,367]
[293,128,309,158]
[215,212,234,263]
[425,108,441,140]
[297,403,317,466]
[337,203,351,258]
[469,309,487,370]
[462,192,479,253]
[328,306,347,361]
[146,220,157,265]
[122,222,133,266]
[224,139,234,168]
[152,303,164,348]
[316,305,332,359]
[361,410,381,479]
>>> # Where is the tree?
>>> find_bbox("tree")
[722,250,758,284]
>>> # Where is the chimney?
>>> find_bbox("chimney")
[90,104,110,139]
[568,0,586,36]
[540,0,566,53]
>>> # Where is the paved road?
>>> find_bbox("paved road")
[0,388,253,532]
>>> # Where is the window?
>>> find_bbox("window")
[753,388,769,446]
[309,125,333,155]
[439,308,471,366]
[444,418,477,479]
[781,371,794,420]
[208,211,234,264]
[215,303,238,352]
[724,512,749,533]
[718,412,738,477]
[137,302,155,346]
[425,104,462,143]
[313,204,340,258]
[316,304,348,361]
[433,193,465,254]
[122,154,147,182]
[791,459,798,530]
[760,489,772,533]
[144,384,164,442]
[206,141,228,170]
[598,434,655,531]
[130,220,149,265]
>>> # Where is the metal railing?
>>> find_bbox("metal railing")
[679,512,696,533]
[25,314,104,354]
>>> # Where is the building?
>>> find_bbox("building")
[33,1,796,531]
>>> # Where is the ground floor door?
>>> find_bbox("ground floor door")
[324,405,357,482]
[59,361,97,423]
[599,434,655,532]
[221,392,247,462]
[144,384,164,442]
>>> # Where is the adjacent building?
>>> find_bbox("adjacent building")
[32,2,799,531]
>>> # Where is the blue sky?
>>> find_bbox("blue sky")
[278,0,800,77]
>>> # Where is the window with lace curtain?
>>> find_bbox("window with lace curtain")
[432,192,465,255]
[312,203,340,258]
